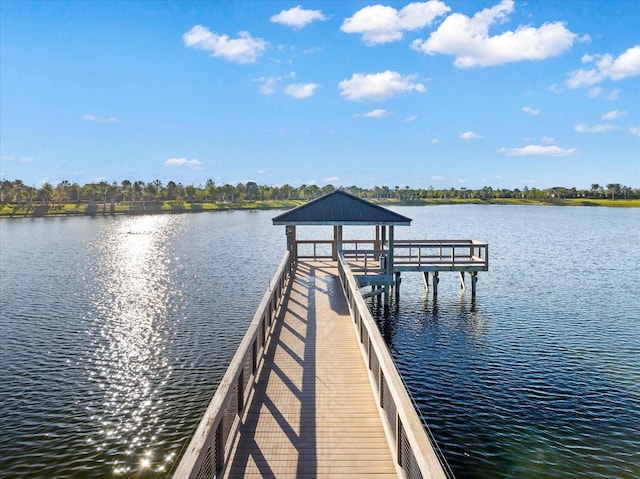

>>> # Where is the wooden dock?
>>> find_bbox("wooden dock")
[172,253,449,479]
[222,261,397,478]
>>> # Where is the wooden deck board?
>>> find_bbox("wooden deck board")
[222,261,397,478]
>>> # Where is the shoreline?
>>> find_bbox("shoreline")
[1,197,639,218]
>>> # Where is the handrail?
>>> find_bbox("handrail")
[295,239,333,259]
[338,252,450,479]
[171,252,294,479]
[295,239,379,260]
[392,241,488,271]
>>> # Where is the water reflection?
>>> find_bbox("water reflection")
[85,216,179,475]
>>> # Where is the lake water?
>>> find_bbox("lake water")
[1,206,639,478]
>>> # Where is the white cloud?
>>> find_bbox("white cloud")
[270,6,327,28]
[183,25,267,64]
[284,83,319,99]
[567,45,640,88]
[164,158,205,170]
[412,0,578,67]
[256,76,279,95]
[82,114,117,123]
[404,115,418,122]
[541,137,555,144]
[608,89,620,100]
[338,70,425,101]
[341,1,450,45]
[586,87,602,98]
[549,83,563,94]
[460,131,481,139]
[574,123,618,133]
[324,176,339,183]
[522,106,541,115]
[630,127,640,137]
[255,73,296,95]
[430,138,440,144]
[355,109,389,119]
[499,145,577,156]
[601,109,626,120]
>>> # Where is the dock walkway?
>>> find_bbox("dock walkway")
[173,251,449,479]
[222,260,397,478]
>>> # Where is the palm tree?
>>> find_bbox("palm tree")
[606,183,621,200]
[54,180,70,208]
[133,180,144,201]
[121,179,132,202]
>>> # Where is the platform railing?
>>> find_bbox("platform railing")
[171,251,294,479]
[295,239,333,259]
[338,252,451,479]
[393,240,488,270]
[295,239,379,260]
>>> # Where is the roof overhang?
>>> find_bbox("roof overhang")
[272,190,412,226]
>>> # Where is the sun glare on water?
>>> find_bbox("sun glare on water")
[83,215,181,474]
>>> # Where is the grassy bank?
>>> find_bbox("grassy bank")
[1,197,638,218]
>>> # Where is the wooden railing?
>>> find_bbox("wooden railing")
[296,239,487,273]
[393,240,488,271]
[337,252,452,479]
[295,239,333,259]
[296,239,380,260]
[171,252,294,479]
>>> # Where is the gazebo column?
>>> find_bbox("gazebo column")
[332,225,343,260]
[286,225,297,259]
[388,226,394,274]
[384,226,395,307]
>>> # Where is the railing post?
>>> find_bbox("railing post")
[215,421,224,472]
[485,244,489,270]
[238,371,244,413]
[252,338,258,373]
[396,417,402,467]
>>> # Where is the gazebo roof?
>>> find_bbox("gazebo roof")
[272,190,412,226]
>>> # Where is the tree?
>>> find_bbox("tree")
[121,180,132,202]
[69,182,81,203]
[245,181,259,201]
[144,182,158,200]
[10,180,24,206]
[166,181,177,200]
[54,180,70,207]
[281,184,294,200]
[321,184,334,196]
[185,184,197,202]
[606,183,621,200]
[40,183,54,205]
[307,184,320,198]
[205,179,217,201]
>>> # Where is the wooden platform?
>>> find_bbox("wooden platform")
[222,261,398,478]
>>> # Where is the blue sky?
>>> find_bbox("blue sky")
[1,0,639,190]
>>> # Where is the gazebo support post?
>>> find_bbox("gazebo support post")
[286,225,297,260]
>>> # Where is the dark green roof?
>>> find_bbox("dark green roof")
[272,190,411,226]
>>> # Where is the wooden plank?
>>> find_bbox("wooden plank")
[222,261,397,478]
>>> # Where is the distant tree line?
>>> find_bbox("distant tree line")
[1,178,638,208]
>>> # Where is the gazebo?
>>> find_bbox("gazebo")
[272,190,410,259]
[272,190,411,304]
[272,190,489,302]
